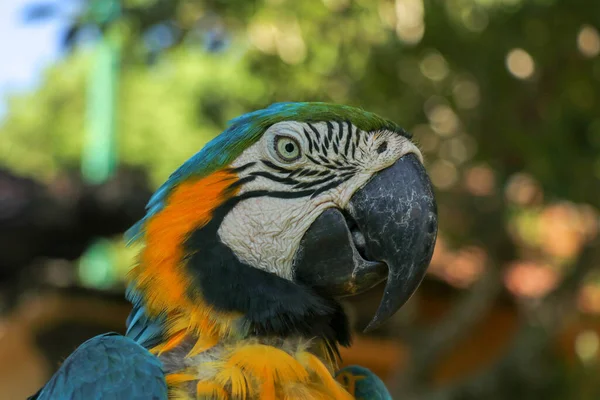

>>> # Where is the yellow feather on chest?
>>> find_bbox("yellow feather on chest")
[162,340,354,400]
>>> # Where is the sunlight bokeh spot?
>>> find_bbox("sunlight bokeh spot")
[249,19,306,64]
[464,164,495,196]
[504,261,557,299]
[539,202,588,258]
[460,6,489,32]
[276,24,306,65]
[505,173,543,206]
[420,51,449,81]
[395,0,424,44]
[427,104,460,136]
[430,159,458,189]
[378,1,396,28]
[248,22,278,54]
[445,246,486,288]
[577,25,600,58]
[449,137,471,164]
[506,48,535,79]
[579,286,600,315]
[575,330,599,363]
[452,78,480,109]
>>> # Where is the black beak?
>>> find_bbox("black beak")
[293,154,437,331]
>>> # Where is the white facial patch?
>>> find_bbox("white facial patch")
[217,121,422,279]
[217,195,335,279]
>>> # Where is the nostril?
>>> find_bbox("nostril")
[427,214,437,234]
[342,209,373,260]
[351,229,367,254]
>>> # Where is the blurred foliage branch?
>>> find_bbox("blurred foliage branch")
[9,0,600,202]
[396,264,503,389]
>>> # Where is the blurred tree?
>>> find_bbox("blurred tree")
[0,166,152,308]
[1,0,599,399]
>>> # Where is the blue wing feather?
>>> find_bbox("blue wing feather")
[29,333,167,400]
[335,365,393,400]
[125,286,166,349]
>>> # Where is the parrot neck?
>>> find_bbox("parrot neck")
[128,169,351,347]
[126,170,355,398]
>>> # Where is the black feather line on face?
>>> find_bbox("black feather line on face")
[337,121,344,143]
[286,168,305,178]
[321,139,329,156]
[318,155,331,165]
[250,171,301,185]
[344,121,353,157]
[234,170,351,199]
[326,121,335,144]
[183,194,351,347]
[229,162,256,174]
[307,123,322,145]
[306,154,323,166]
[302,128,315,154]
[296,169,324,178]
[293,173,335,190]
[321,145,329,157]
[331,158,345,167]
[225,176,256,195]
[309,178,349,199]
[339,171,356,179]
[261,160,293,173]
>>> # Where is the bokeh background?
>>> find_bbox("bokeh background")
[0,0,599,398]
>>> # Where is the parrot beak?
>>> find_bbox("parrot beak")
[293,154,437,331]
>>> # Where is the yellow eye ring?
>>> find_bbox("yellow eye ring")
[274,136,302,162]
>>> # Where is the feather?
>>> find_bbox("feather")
[125,287,166,349]
[300,352,353,400]
[335,365,393,400]
[195,381,229,400]
[30,334,166,400]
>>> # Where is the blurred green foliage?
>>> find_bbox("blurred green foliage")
[0,49,266,183]
[2,0,599,204]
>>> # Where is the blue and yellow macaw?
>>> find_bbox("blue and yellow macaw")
[29,102,437,400]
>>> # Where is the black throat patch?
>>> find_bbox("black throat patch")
[183,195,351,350]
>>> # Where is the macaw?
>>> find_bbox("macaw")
[29,102,437,400]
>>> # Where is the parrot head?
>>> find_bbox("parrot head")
[126,102,437,353]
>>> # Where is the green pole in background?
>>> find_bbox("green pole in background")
[79,0,121,288]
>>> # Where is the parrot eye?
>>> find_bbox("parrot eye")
[274,136,302,162]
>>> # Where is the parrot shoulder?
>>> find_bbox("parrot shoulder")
[335,365,393,400]
[28,333,167,400]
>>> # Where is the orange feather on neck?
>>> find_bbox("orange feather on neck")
[127,170,242,347]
